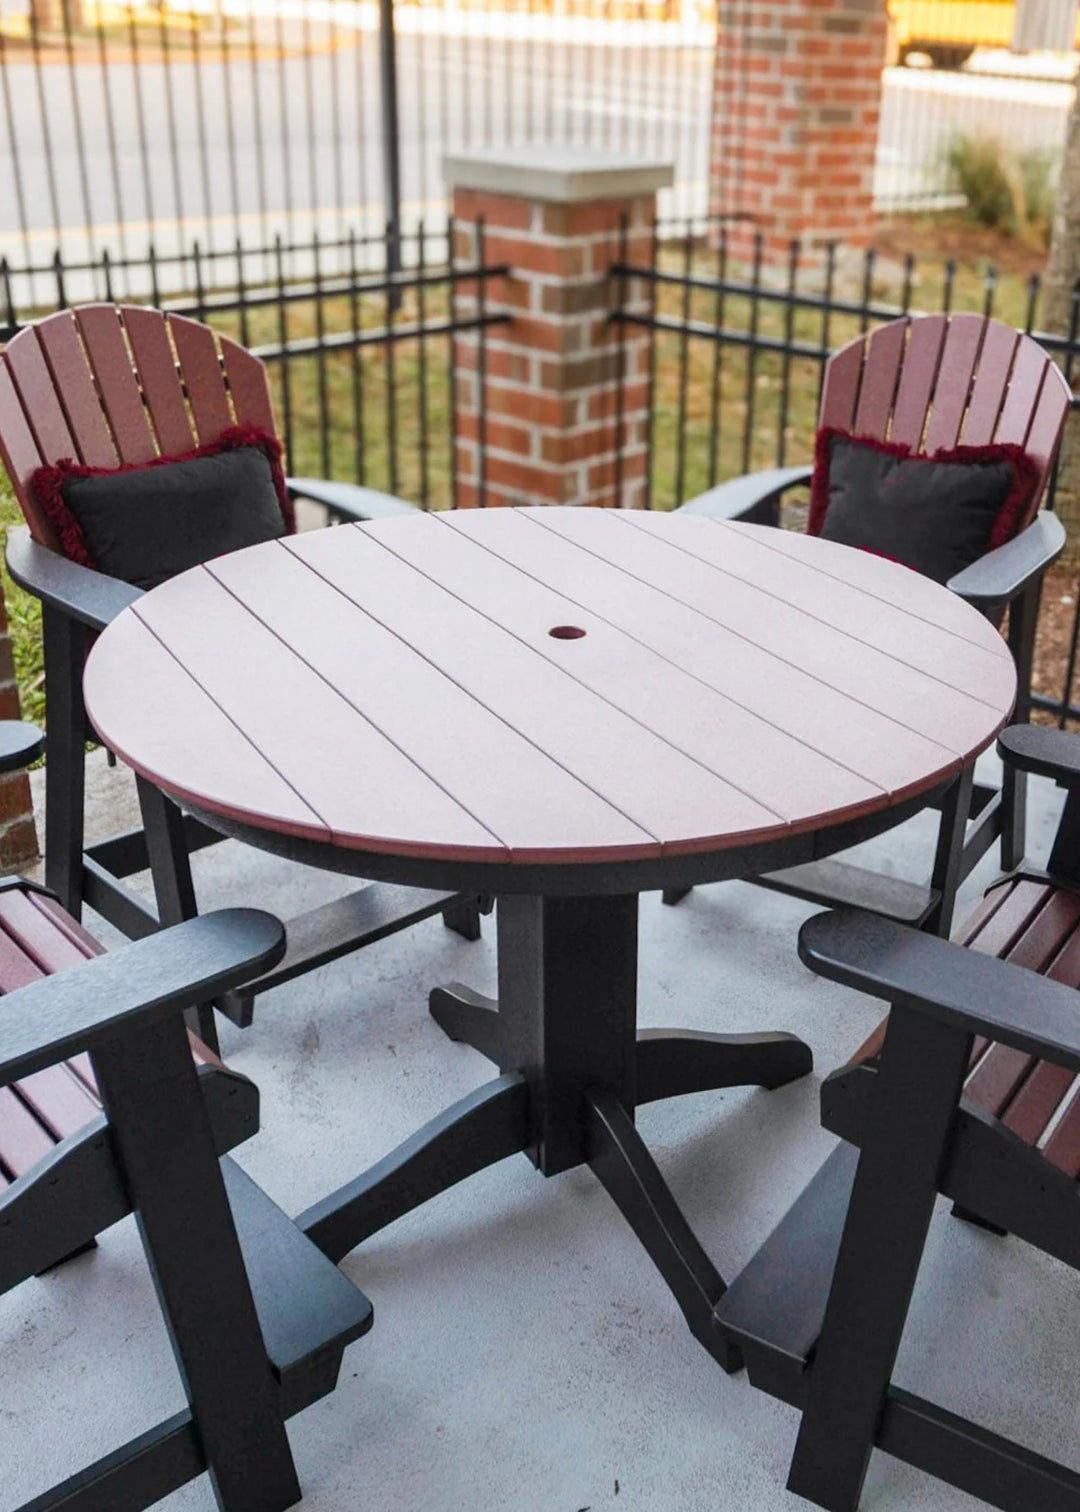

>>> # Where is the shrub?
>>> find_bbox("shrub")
[946,133,1059,246]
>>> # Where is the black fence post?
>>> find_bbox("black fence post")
[379,0,403,307]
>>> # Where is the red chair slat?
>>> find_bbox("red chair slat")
[1003,885,1080,972]
[1001,923,1080,1141]
[34,313,118,470]
[74,305,157,465]
[922,313,985,452]
[994,335,1049,448]
[168,314,233,442]
[1040,1091,1080,1177]
[28,890,103,959]
[965,878,1052,959]
[958,877,1017,944]
[852,319,907,439]
[0,1087,55,1177]
[962,889,1080,1115]
[0,361,50,543]
[889,313,948,447]
[961,321,1019,447]
[4,327,77,464]
[219,336,276,435]
[964,1045,1032,1118]
[122,305,197,456]
[68,1052,97,1095]
[1002,1059,1076,1144]
[14,1065,101,1138]
[0,891,92,974]
[0,919,46,994]
[818,339,863,432]
[1020,362,1073,512]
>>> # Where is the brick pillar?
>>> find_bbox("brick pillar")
[710,0,888,257]
[0,588,38,872]
[445,147,673,510]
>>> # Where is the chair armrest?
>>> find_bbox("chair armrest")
[799,907,1080,1075]
[286,477,420,523]
[6,527,142,631]
[946,511,1066,609]
[674,465,813,524]
[0,909,285,1086]
[997,723,1080,789]
[0,720,44,773]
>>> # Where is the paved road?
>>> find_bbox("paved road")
[0,24,714,274]
[0,17,1072,288]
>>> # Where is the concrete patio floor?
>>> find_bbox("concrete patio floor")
[3,750,1077,1512]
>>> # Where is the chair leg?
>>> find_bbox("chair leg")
[441,896,483,941]
[93,1015,301,1512]
[1001,763,1028,875]
[138,778,219,1053]
[42,608,88,919]
[923,765,974,938]
[786,1010,970,1512]
[1001,581,1041,872]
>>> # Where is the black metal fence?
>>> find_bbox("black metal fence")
[0,221,508,512]
[611,220,1080,725]
[0,0,714,281]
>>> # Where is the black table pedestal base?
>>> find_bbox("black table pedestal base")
[297,895,811,1374]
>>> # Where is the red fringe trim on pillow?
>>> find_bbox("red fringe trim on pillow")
[806,426,1042,555]
[31,421,295,571]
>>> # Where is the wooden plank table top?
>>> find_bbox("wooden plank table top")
[83,508,1016,891]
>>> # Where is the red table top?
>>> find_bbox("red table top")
[83,507,1016,872]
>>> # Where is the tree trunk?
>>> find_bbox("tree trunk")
[1043,75,1080,523]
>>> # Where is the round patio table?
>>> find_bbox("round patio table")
[83,506,1016,1368]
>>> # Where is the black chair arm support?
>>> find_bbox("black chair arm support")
[946,510,1066,609]
[0,720,44,773]
[6,526,143,631]
[286,477,420,523]
[0,909,285,1086]
[997,723,1080,789]
[799,907,1080,1076]
[673,464,813,524]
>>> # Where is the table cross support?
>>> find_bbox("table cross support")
[296,895,811,1373]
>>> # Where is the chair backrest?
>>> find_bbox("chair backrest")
[0,304,278,552]
[818,312,1073,530]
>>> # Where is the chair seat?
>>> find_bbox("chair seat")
[718,870,1080,1401]
[0,886,230,1187]
[0,883,259,1290]
[828,875,1080,1168]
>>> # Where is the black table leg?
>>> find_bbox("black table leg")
[586,1089,740,1372]
[138,777,219,1054]
[302,892,811,1369]
[429,983,504,1065]
[297,1074,528,1261]
[636,1028,812,1104]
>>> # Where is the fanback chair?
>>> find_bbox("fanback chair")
[0,303,279,548]
[715,724,1080,1512]
[675,311,1074,932]
[0,304,480,1049]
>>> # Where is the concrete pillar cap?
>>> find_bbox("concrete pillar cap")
[443,145,674,203]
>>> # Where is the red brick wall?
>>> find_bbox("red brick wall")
[451,189,655,510]
[710,0,888,256]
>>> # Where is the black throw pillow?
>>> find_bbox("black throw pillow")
[32,424,294,591]
[807,429,1039,585]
